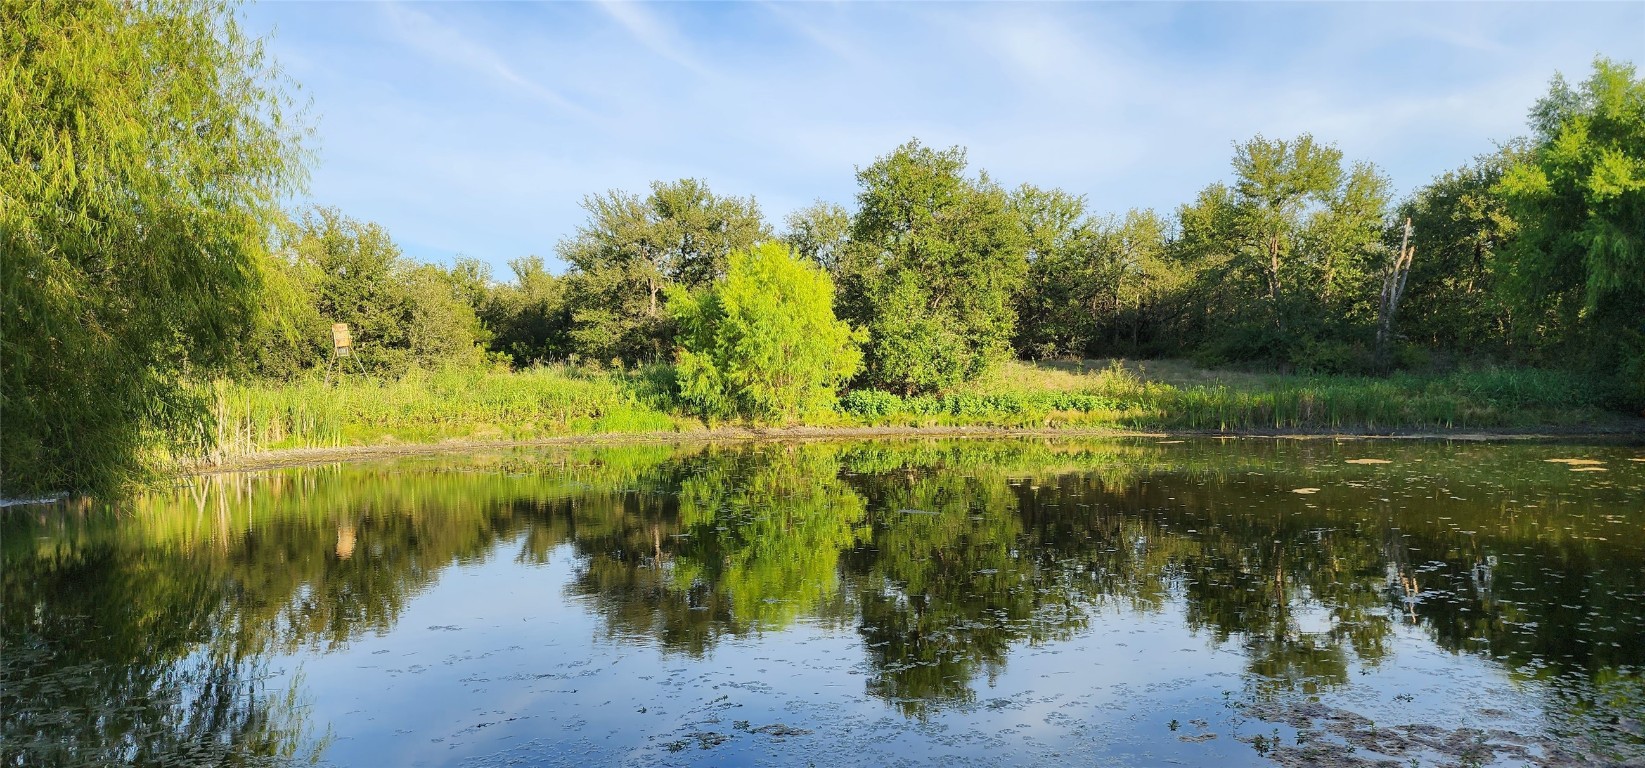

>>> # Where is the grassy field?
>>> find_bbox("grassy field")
[195,359,1631,465]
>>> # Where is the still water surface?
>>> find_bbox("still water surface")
[4,438,1644,767]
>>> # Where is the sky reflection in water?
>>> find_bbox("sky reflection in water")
[4,437,1643,767]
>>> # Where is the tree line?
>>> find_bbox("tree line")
[2,0,1640,495]
[250,57,1643,398]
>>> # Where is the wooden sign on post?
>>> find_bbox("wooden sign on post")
[332,323,353,357]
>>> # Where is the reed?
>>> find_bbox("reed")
[194,360,1623,465]
[199,364,694,464]
[839,361,1617,431]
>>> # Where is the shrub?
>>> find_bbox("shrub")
[671,244,866,422]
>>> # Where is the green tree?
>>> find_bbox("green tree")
[1391,147,1523,358]
[1176,135,1390,368]
[1011,185,1095,358]
[782,200,853,274]
[480,255,570,365]
[844,140,1027,394]
[1,0,307,494]
[559,179,769,364]
[1496,58,1645,403]
[670,243,864,422]
[240,224,330,381]
[286,207,485,374]
[1011,185,1178,359]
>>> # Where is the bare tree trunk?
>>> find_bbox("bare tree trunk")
[1375,218,1416,372]
[1268,235,1284,329]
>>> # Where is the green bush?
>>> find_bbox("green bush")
[671,243,865,422]
[840,389,902,418]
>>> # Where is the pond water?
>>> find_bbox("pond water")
[5,437,1644,767]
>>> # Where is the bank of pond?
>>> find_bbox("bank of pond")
[5,437,1644,766]
[196,361,1631,465]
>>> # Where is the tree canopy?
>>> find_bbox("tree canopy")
[559,179,769,364]
[842,141,1027,394]
[1497,57,1645,398]
[1,0,307,495]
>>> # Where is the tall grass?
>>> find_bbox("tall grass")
[198,364,695,464]
[837,361,1618,431]
[193,360,1624,465]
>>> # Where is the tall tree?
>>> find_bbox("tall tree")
[558,179,769,364]
[1011,185,1093,358]
[1496,58,1645,403]
[1,0,307,494]
[480,256,570,365]
[844,141,1027,394]
[1391,147,1523,357]
[782,200,853,275]
[285,207,485,374]
[1176,135,1390,367]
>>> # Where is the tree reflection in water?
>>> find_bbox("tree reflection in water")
[4,438,1642,763]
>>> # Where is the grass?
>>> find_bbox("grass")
[200,364,696,464]
[839,360,1620,431]
[193,359,1630,465]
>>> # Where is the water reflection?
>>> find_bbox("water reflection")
[4,438,1643,765]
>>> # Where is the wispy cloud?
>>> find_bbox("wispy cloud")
[380,2,592,119]
[243,0,1645,271]
[596,1,711,77]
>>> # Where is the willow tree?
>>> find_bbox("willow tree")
[1497,58,1645,404]
[1,0,307,494]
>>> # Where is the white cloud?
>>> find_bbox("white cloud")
[379,2,591,118]
[243,0,1645,271]
[596,1,712,77]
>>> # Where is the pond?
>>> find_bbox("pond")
[4,437,1644,767]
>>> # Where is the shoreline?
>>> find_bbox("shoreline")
[184,420,1645,476]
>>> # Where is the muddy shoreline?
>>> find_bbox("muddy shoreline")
[184,420,1645,475]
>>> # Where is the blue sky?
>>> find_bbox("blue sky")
[243,1,1645,276]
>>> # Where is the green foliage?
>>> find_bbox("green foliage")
[273,207,487,375]
[0,0,307,495]
[671,243,865,422]
[203,365,688,462]
[1170,134,1391,369]
[480,256,570,365]
[1496,58,1645,406]
[839,388,1119,423]
[1012,184,1178,358]
[1393,147,1523,355]
[559,179,770,364]
[782,200,853,274]
[673,446,869,630]
[844,140,1027,394]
